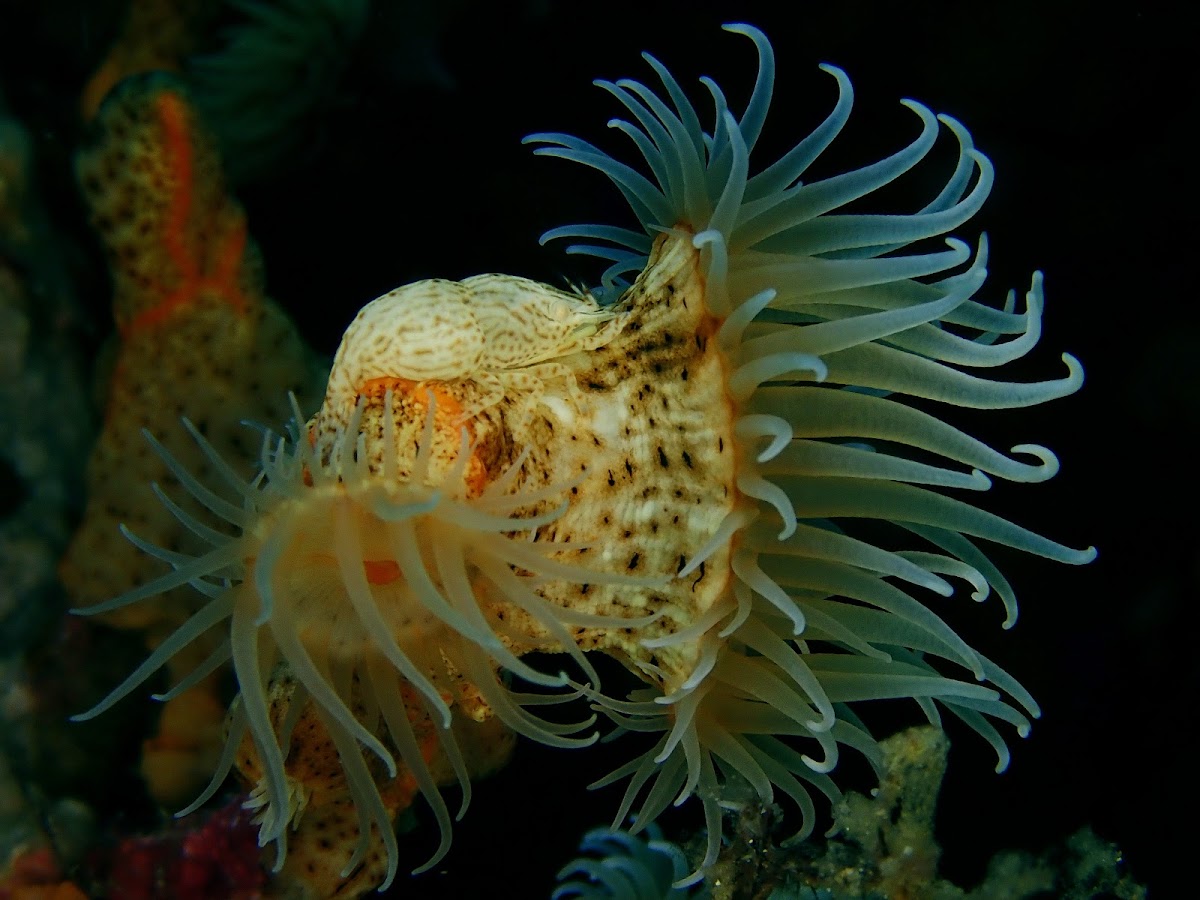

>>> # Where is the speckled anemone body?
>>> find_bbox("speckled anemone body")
[76,21,1094,894]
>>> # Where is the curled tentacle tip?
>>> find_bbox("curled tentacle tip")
[936,111,969,132]
[929,576,955,598]
[1011,443,1060,480]
[899,98,935,117]
[802,754,836,775]
[1061,351,1084,379]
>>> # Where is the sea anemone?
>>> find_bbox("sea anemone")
[524,21,1094,882]
[72,383,657,889]
[73,21,1094,894]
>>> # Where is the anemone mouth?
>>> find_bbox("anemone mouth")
[72,386,664,887]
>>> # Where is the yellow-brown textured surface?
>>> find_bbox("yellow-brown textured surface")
[61,75,321,804]
[530,231,739,687]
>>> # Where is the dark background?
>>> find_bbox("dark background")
[1,1,1191,896]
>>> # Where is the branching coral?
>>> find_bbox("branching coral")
[74,23,1094,897]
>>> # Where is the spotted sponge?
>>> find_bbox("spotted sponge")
[61,73,322,804]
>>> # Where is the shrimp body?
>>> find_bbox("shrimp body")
[316,275,625,449]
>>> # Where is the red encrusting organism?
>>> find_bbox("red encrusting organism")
[105,798,266,900]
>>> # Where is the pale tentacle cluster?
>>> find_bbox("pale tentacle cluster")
[76,22,1093,894]
[73,385,662,889]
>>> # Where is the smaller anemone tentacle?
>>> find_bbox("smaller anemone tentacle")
[251,512,293,626]
[72,532,241,616]
[114,523,235,594]
[152,638,233,702]
[333,501,453,731]
[72,593,235,722]
[263,585,399,777]
[150,481,237,547]
[229,594,291,851]
[175,701,249,819]
[360,652,453,878]
[140,427,249,527]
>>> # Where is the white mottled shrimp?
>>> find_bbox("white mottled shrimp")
[319,274,625,436]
